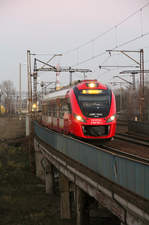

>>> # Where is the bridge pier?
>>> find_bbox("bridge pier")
[45,164,54,194]
[35,150,45,181]
[76,187,89,225]
[34,136,149,225]
[59,174,71,219]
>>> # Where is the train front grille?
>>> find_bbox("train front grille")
[82,125,109,137]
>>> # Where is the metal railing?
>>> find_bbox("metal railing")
[34,121,149,200]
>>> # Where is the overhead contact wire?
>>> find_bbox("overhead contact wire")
[63,2,149,56]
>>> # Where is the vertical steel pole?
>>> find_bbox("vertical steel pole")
[19,63,22,114]
[33,72,37,106]
[27,50,30,113]
[139,49,144,121]
[0,92,1,115]
[70,71,72,86]
[29,52,32,112]
[27,50,32,113]
[141,49,144,120]
[27,50,33,170]
[83,72,87,79]
[131,73,136,90]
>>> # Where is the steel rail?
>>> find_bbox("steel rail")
[116,132,149,142]
[99,144,149,165]
[115,133,149,147]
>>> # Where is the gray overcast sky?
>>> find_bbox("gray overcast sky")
[1,0,149,91]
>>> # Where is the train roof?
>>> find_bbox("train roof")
[77,80,107,90]
[43,80,108,101]
[43,88,70,101]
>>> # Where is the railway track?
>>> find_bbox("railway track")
[93,141,149,165]
[115,133,149,147]
[101,144,149,164]
[117,119,128,126]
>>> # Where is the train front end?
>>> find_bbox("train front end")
[70,80,116,140]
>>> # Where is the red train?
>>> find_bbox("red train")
[41,80,116,140]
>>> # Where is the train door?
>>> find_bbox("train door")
[53,102,57,129]
[47,101,52,128]
[67,97,72,133]
[56,99,60,131]
[50,101,54,129]
[63,98,72,134]
[59,99,64,132]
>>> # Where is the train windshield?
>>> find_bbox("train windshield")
[76,89,111,118]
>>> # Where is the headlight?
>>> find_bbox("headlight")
[74,114,86,123]
[89,83,96,88]
[106,114,116,123]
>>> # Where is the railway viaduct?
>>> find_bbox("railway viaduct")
[31,120,149,225]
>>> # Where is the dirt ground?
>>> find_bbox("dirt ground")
[0,117,25,140]
[0,143,75,225]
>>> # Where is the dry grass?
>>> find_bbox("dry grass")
[0,144,75,225]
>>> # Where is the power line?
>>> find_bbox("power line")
[63,28,114,55]
[73,51,106,66]
[74,31,149,67]
[117,32,149,49]
[63,2,149,56]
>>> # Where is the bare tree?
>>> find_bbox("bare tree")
[0,80,16,115]
[115,84,149,121]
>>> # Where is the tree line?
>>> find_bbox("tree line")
[0,80,17,115]
[115,82,149,121]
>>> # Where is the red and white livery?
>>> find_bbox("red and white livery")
[41,80,116,140]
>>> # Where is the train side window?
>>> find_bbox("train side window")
[59,103,62,118]
[47,102,49,116]
[66,98,72,114]
[53,103,56,117]
[43,104,45,115]
[63,102,69,114]
[61,104,65,118]
[52,103,58,117]
[41,105,43,113]
[48,102,51,116]
[44,104,46,115]
[51,102,54,116]
[60,103,65,118]
[59,100,64,118]
[46,104,48,116]
[56,104,59,117]
[59,99,71,118]
[50,104,52,116]
[42,104,44,115]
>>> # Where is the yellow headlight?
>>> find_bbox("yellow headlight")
[88,90,100,94]
[88,83,96,88]
[82,90,87,94]
[32,104,37,109]
[76,115,82,121]
[106,115,116,123]
[74,114,86,123]
[81,89,102,94]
